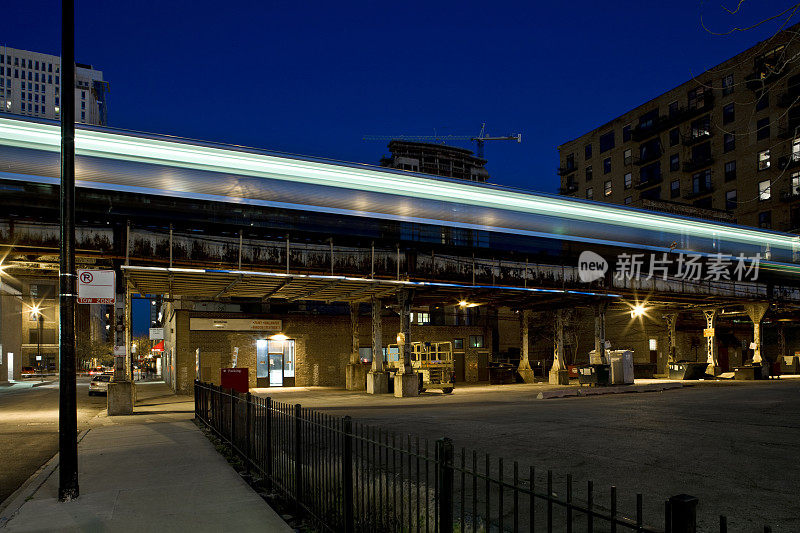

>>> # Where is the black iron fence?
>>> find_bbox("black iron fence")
[194,381,771,532]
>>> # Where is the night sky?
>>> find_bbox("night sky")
[1,1,794,333]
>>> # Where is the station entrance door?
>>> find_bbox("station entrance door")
[256,339,296,387]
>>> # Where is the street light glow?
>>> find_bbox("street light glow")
[630,303,647,318]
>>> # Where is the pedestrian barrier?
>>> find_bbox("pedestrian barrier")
[194,381,771,532]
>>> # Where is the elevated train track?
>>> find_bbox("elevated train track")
[0,114,798,310]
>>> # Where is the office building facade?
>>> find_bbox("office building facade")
[0,45,108,125]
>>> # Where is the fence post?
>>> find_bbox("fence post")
[342,416,354,533]
[266,397,273,490]
[437,437,454,533]
[668,494,698,533]
[245,392,252,475]
[294,403,303,512]
[230,388,236,444]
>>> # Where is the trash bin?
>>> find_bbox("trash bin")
[578,364,610,386]
[669,361,708,380]
[489,362,515,384]
[608,350,634,384]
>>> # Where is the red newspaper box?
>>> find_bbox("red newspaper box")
[221,367,249,393]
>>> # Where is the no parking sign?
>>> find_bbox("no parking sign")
[77,269,116,304]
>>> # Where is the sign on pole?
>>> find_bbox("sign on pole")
[149,328,164,340]
[703,328,715,338]
[77,270,116,304]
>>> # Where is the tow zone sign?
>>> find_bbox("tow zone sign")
[77,270,116,304]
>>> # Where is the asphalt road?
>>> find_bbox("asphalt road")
[0,378,106,503]
[257,381,800,532]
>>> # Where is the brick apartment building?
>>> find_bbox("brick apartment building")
[558,24,800,231]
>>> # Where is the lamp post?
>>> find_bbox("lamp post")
[37,312,43,370]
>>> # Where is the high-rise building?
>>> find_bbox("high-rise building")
[557,24,800,231]
[0,45,108,125]
[380,140,490,182]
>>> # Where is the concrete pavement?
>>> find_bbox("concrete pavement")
[252,378,800,532]
[0,382,291,532]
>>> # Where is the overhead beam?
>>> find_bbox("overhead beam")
[213,274,243,299]
[287,280,342,302]
[262,278,293,301]
[330,283,387,303]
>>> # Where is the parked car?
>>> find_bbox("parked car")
[88,374,112,395]
[21,366,35,375]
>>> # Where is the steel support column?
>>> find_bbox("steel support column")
[593,301,608,364]
[703,309,719,375]
[345,302,366,391]
[366,298,388,393]
[517,309,535,383]
[394,290,418,397]
[744,303,769,364]
[662,313,678,376]
[549,309,569,385]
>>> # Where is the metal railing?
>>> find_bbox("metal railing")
[194,381,772,533]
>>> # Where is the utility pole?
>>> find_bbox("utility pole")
[58,0,79,502]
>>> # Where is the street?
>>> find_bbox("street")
[0,377,106,503]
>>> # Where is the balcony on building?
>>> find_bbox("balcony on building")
[559,183,579,195]
[635,175,663,190]
[780,186,800,202]
[633,151,662,166]
[630,115,669,141]
[685,184,714,199]
[633,198,735,223]
[778,153,800,171]
[682,92,715,120]
[682,156,714,172]
[777,92,800,108]
[557,165,576,176]
[745,66,784,91]
[682,129,713,147]
[778,120,800,139]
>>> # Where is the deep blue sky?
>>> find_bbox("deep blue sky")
[1,1,793,334]
[2,0,793,193]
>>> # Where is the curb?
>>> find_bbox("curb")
[0,429,90,529]
[536,382,683,399]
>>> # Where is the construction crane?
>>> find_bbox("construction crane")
[363,123,522,158]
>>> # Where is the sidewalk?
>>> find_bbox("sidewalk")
[0,383,291,532]
[0,380,55,393]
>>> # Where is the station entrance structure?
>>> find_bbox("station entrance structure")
[122,265,618,395]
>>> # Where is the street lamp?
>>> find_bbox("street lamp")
[38,312,44,371]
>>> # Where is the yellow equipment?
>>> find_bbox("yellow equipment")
[387,341,454,393]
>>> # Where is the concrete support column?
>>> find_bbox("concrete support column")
[744,303,769,364]
[366,297,388,394]
[345,302,366,391]
[703,309,719,376]
[549,309,569,385]
[593,302,608,364]
[517,309,535,383]
[394,290,419,397]
[109,288,134,415]
[662,313,678,375]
